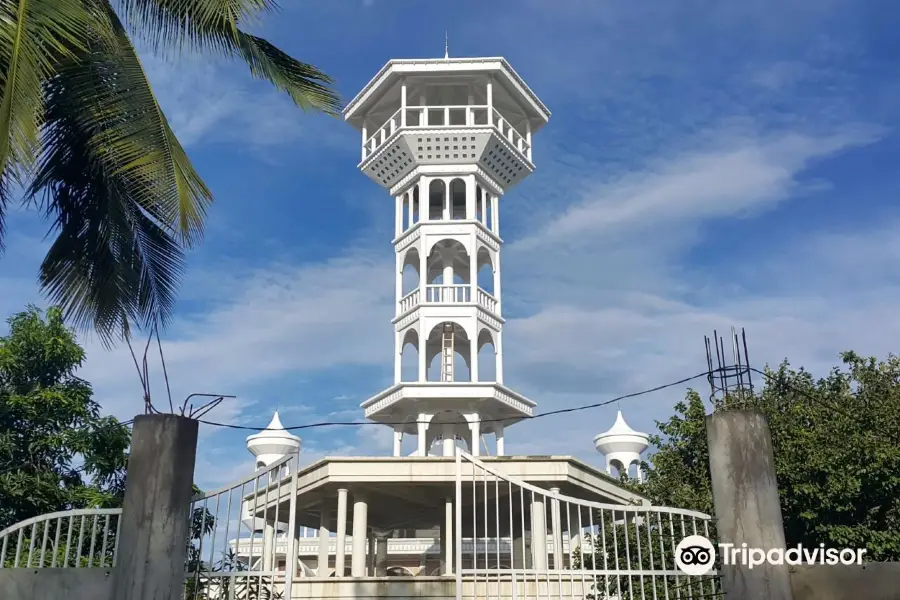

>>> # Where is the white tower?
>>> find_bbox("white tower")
[345,55,550,457]
[243,412,300,532]
[593,410,650,482]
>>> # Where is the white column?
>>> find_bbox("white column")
[525,120,532,161]
[494,248,502,315]
[418,320,427,382]
[361,125,368,161]
[442,178,450,220]
[465,175,476,219]
[468,415,481,457]
[549,487,563,569]
[335,488,348,577]
[421,94,428,126]
[480,189,487,226]
[469,231,478,306]
[486,79,493,125]
[496,423,505,456]
[419,177,430,221]
[408,191,415,225]
[442,423,455,457]
[351,494,368,577]
[393,427,403,457]
[400,81,407,127]
[417,413,430,456]
[395,195,402,237]
[394,332,402,382]
[491,195,499,235]
[495,332,504,384]
[317,508,330,576]
[444,498,454,575]
[262,522,275,570]
[531,497,547,570]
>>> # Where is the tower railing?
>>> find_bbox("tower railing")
[362,104,531,162]
[398,284,498,315]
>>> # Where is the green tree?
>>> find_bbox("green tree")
[0,305,130,531]
[639,352,900,561]
[0,0,340,346]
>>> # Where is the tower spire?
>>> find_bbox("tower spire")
[444,31,449,59]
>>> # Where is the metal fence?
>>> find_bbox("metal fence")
[184,453,299,600]
[0,508,123,569]
[455,450,722,600]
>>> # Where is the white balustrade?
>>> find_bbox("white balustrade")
[362,104,535,162]
[476,288,498,313]
[398,289,420,314]
[426,284,471,304]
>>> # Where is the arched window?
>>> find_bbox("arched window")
[449,178,466,220]
[429,179,446,220]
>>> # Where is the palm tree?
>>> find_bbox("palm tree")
[0,0,341,346]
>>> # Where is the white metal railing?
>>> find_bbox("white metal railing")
[426,284,471,304]
[399,288,420,313]
[476,289,498,313]
[184,453,298,600]
[455,450,722,600]
[0,508,122,569]
[362,104,531,162]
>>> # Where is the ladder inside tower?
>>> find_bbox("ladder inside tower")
[441,324,454,382]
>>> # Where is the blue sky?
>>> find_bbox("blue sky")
[2,0,900,490]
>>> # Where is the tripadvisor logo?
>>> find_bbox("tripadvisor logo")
[674,535,867,576]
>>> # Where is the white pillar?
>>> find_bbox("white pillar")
[493,249,502,315]
[317,508,330,576]
[549,487,563,569]
[444,498,454,575]
[468,415,481,457]
[496,423,505,456]
[335,488,348,577]
[442,423,455,457]
[525,120,532,161]
[361,125,367,161]
[417,413,430,456]
[491,195,499,235]
[393,427,403,457]
[480,189,487,226]
[408,191,415,226]
[442,178,450,220]
[400,82,407,127]
[351,495,368,577]
[495,332,504,384]
[418,320,427,382]
[419,177,430,221]
[469,231,478,308]
[486,79,493,125]
[395,195,402,237]
[531,498,547,570]
[394,332,402,382]
[262,522,275,570]
[465,175,476,219]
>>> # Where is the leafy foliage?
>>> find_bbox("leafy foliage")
[0,305,130,531]
[0,0,341,345]
[638,352,900,561]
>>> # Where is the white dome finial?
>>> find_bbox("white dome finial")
[593,410,649,481]
[246,410,301,471]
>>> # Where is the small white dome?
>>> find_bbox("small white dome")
[593,410,650,456]
[246,411,301,468]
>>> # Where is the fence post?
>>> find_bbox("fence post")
[111,414,198,600]
[706,409,794,600]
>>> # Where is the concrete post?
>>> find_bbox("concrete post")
[111,414,198,600]
[317,508,330,576]
[531,498,547,570]
[262,522,275,571]
[549,487,563,569]
[351,495,368,577]
[374,532,389,577]
[706,409,794,600]
[444,498,454,575]
[335,488,348,577]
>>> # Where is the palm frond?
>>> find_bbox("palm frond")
[117,0,342,114]
[27,8,204,344]
[0,0,100,248]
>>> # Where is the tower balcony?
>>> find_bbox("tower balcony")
[398,284,498,316]
[359,105,533,191]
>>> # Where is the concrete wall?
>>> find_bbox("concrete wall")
[0,568,113,600]
[790,563,900,600]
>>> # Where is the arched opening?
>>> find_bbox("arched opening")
[449,178,466,220]
[426,240,471,302]
[425,409,472,456]
[485,194,493,230]
[628,460,641,480]
[400,329,419,382]
[477,329,496,383]
[402,192,410,231]
[429,179,445,220]
[608,459,625,479]
[476,247,494,296]
[401,248,420,296]
[426,322,471,382]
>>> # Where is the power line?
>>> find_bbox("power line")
[193,371,712,432]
